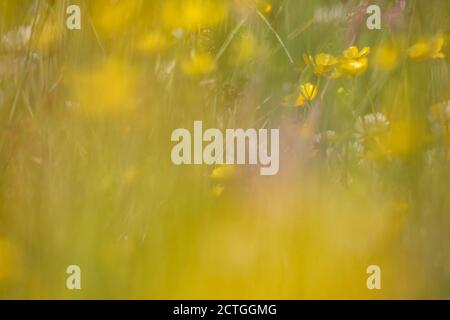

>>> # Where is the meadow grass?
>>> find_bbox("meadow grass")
[0,0,449,299]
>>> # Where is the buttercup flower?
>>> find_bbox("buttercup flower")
[305,46,370,78]
[261,2,273,16]
[304,53,339,76]
[337,46,370,77]
[296,82,318,107]
[408,33,445,61]
[342,46,371,60]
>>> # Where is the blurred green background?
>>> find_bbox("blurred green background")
[0,0,449,299]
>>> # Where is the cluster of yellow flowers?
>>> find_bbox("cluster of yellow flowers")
[284,46,370,108]
[291,33,446,109]
[304,46,371,79]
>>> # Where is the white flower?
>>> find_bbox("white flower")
[355,112,390,138]
[365,114,376,124]
[314,130,337,159]
[314,130,336,144]
[314,5,345,24]
[2,26,31,51]
[445,103,450,120]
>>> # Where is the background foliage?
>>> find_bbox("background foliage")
[0,0,449,299]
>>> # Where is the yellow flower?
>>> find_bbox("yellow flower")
[229,32,258,66]
[385,120,422,156]
[342,46,371,59]
[337,46,370,77]
[261,2,273,16]
[210,165,236,181]
[137,30,172,53]
[210,165,237,196]
[122,166,140,185]
[304,47,370,78]
[339,58,369,76]
[300,82,318,100]
[69,58,138,118]
[408,33,445,61]
[373,43,399,71]
[182,52,217,76]
[163,0,228,32]
[296,82,318,107]
[91,0,142,37]
[212,184,225,197]
[304,53,339,76]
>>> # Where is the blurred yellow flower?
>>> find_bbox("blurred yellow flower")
[373,43,399,71]
[261,2,273,16]
[123,166,140,185]
[0,238,21,281]
[162,0,228,32]
[210,165,237,197]
[210,165,237,180]
[342,46,370,59]
[385,120,420,156]
[337,46,370,77]
[408,33,445,61]
[182,52,217,76]
[212,184,225,197]
[305,47,370,78]
[296,82,318,107]
[300,82,318,100]
[91,0,142,37]
[137,30,173,53]
[69,58,138,118]
[338,58,369,76]
[304,53,339,76]
[229,32,258,66]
